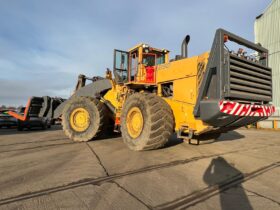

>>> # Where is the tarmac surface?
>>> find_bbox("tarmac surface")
[0,126,279,210]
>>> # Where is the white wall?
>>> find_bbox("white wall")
[255,0,280,116]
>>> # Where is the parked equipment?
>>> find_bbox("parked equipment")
[0,110,17,128]
[16,107,51,131]
[11,29,275,150]
[8,97,65,130]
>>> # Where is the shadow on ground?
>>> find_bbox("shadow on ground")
[196,131,245,145]
[163,134,184,149]
[216,131,245,142]
[203,156,253,210]
[162,130,245,148]
[0,128,245,151]
[0,125,62,136]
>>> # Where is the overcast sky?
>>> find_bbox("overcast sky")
[0,0,271,106]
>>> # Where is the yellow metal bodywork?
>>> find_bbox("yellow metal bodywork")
[156,52,210,134]
[103,42,212,136]
[70,108,90,132]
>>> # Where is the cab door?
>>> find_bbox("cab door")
[113,50,129,84]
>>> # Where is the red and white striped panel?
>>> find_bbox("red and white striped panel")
[219,100,275,117]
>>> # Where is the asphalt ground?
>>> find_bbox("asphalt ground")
[0,126,279,210]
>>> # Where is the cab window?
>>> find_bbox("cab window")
[156,54,165,65]
[143,54,156,66]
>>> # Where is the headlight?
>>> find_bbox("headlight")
[142,44,149,48]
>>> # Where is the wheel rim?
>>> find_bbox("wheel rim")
[70,108,90,132]
[126,107,144,138]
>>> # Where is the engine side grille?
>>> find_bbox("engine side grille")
[228,54,272,102]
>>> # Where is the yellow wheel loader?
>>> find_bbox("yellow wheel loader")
[10,29,275,150]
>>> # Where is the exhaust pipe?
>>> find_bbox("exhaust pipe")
[181,35,190,58]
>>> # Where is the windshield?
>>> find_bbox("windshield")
[143,53,165,66]
[143,54,156,66]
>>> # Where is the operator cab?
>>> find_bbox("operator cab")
[113,44,169,85]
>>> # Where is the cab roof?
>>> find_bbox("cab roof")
[128,43,169,53]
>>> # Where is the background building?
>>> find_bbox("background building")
[255,0,280,119]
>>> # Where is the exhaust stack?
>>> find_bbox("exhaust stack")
[181,35,190,58]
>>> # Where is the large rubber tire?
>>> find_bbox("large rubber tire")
[121,93,174,151]
[62,96,107,142]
